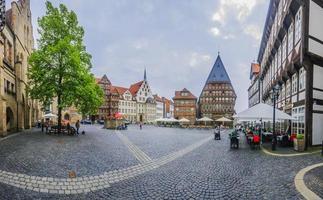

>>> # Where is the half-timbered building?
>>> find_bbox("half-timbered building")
[198,55,237,120]
[254,0,323,146]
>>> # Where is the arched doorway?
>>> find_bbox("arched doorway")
[6,107,14,132]
[139,115,143,122]
[64,113,70,120]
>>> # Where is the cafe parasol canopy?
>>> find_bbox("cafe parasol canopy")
[216,117,232,125]
[233,103,293,121]
[178,118,190,123]
[43,113,57,118]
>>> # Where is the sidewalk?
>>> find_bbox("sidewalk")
[261,142,322,156]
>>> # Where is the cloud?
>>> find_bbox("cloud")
[189,52,211,68]
[243,24,262,42]
[212,0,265,24]
[133,39,149,50]
[210,27,221,37]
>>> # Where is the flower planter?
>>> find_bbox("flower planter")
[293,138,305,152]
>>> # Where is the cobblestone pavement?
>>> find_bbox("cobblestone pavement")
[304,166,323,198]
[0,125,322,199]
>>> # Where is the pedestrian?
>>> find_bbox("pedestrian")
[45,121,49,133]
[41,119,44,132]
[67,122,71,135]
[75,120,80,135]
[139,122,142,130]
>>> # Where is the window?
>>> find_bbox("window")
[299,68,306,91]
[286,80,291,97]
[295,8,302,44]
[288,23,294,54]
[282,36,287,63]
[292,106,305,134]
[292,74,298,94]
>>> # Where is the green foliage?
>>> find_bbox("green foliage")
[296,134,304,140]
[28,1,103,116]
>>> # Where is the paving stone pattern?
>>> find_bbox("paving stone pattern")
[304,166,323,198]
[0,125,322,199]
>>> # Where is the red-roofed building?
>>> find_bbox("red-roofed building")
[248,62,261,108]
[173,88,197,123]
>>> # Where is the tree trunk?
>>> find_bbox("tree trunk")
[57,71,63,134]
[57,94,62,134]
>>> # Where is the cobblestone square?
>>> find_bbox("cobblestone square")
[0,125,322,199]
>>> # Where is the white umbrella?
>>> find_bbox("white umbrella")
[216,117,232,122]
[233,103,293,121]
[168,117,179,123]
[197,117,214,122]
[43,113,57,118]
[155,118,164,122]
[179,118,190,123]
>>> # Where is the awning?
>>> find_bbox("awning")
[233,103,293,121]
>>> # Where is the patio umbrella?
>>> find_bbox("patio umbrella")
[43,113,57,118]
[197,117,213,126]
[179,118,190,123]
[216,117,232,126]
[233,103,293,121]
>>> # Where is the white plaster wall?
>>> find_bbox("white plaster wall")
[299,91,305,101]
[309,1,323,41]
[313,90,323,100]
[313,65,323,89]
[312,113,323,145]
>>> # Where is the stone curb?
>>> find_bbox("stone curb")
[261,146,321,157]
[294,163,323,200]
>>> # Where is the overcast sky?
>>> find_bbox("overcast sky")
[8,0,269,112]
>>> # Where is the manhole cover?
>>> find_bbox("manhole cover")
[68,171,77,178]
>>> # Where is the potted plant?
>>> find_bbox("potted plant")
[293,133,305,152]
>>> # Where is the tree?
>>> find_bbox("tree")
[28,1,103,133]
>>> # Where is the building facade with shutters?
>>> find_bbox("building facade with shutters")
[198,55,236,120]
[0,0,42,136]
[173,88,197,124]
[254,0,323,146]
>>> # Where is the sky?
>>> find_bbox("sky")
[7,0,269,112]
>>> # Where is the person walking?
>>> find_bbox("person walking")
[139,122,142,130]
[41,119,44,132]
[67,122,71,135]
[75,120,80,135]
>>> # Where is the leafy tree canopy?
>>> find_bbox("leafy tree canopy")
[28,1,103,120]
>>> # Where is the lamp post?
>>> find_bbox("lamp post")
[271,84,281,151]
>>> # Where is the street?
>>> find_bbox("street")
[0,125,321,199]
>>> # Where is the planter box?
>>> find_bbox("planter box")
[293,138,305,152]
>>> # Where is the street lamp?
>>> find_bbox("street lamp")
[271,84,281,151]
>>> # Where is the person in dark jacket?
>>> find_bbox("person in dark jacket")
[75,120,80,135]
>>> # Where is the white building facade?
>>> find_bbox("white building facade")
[254,0,323,147]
